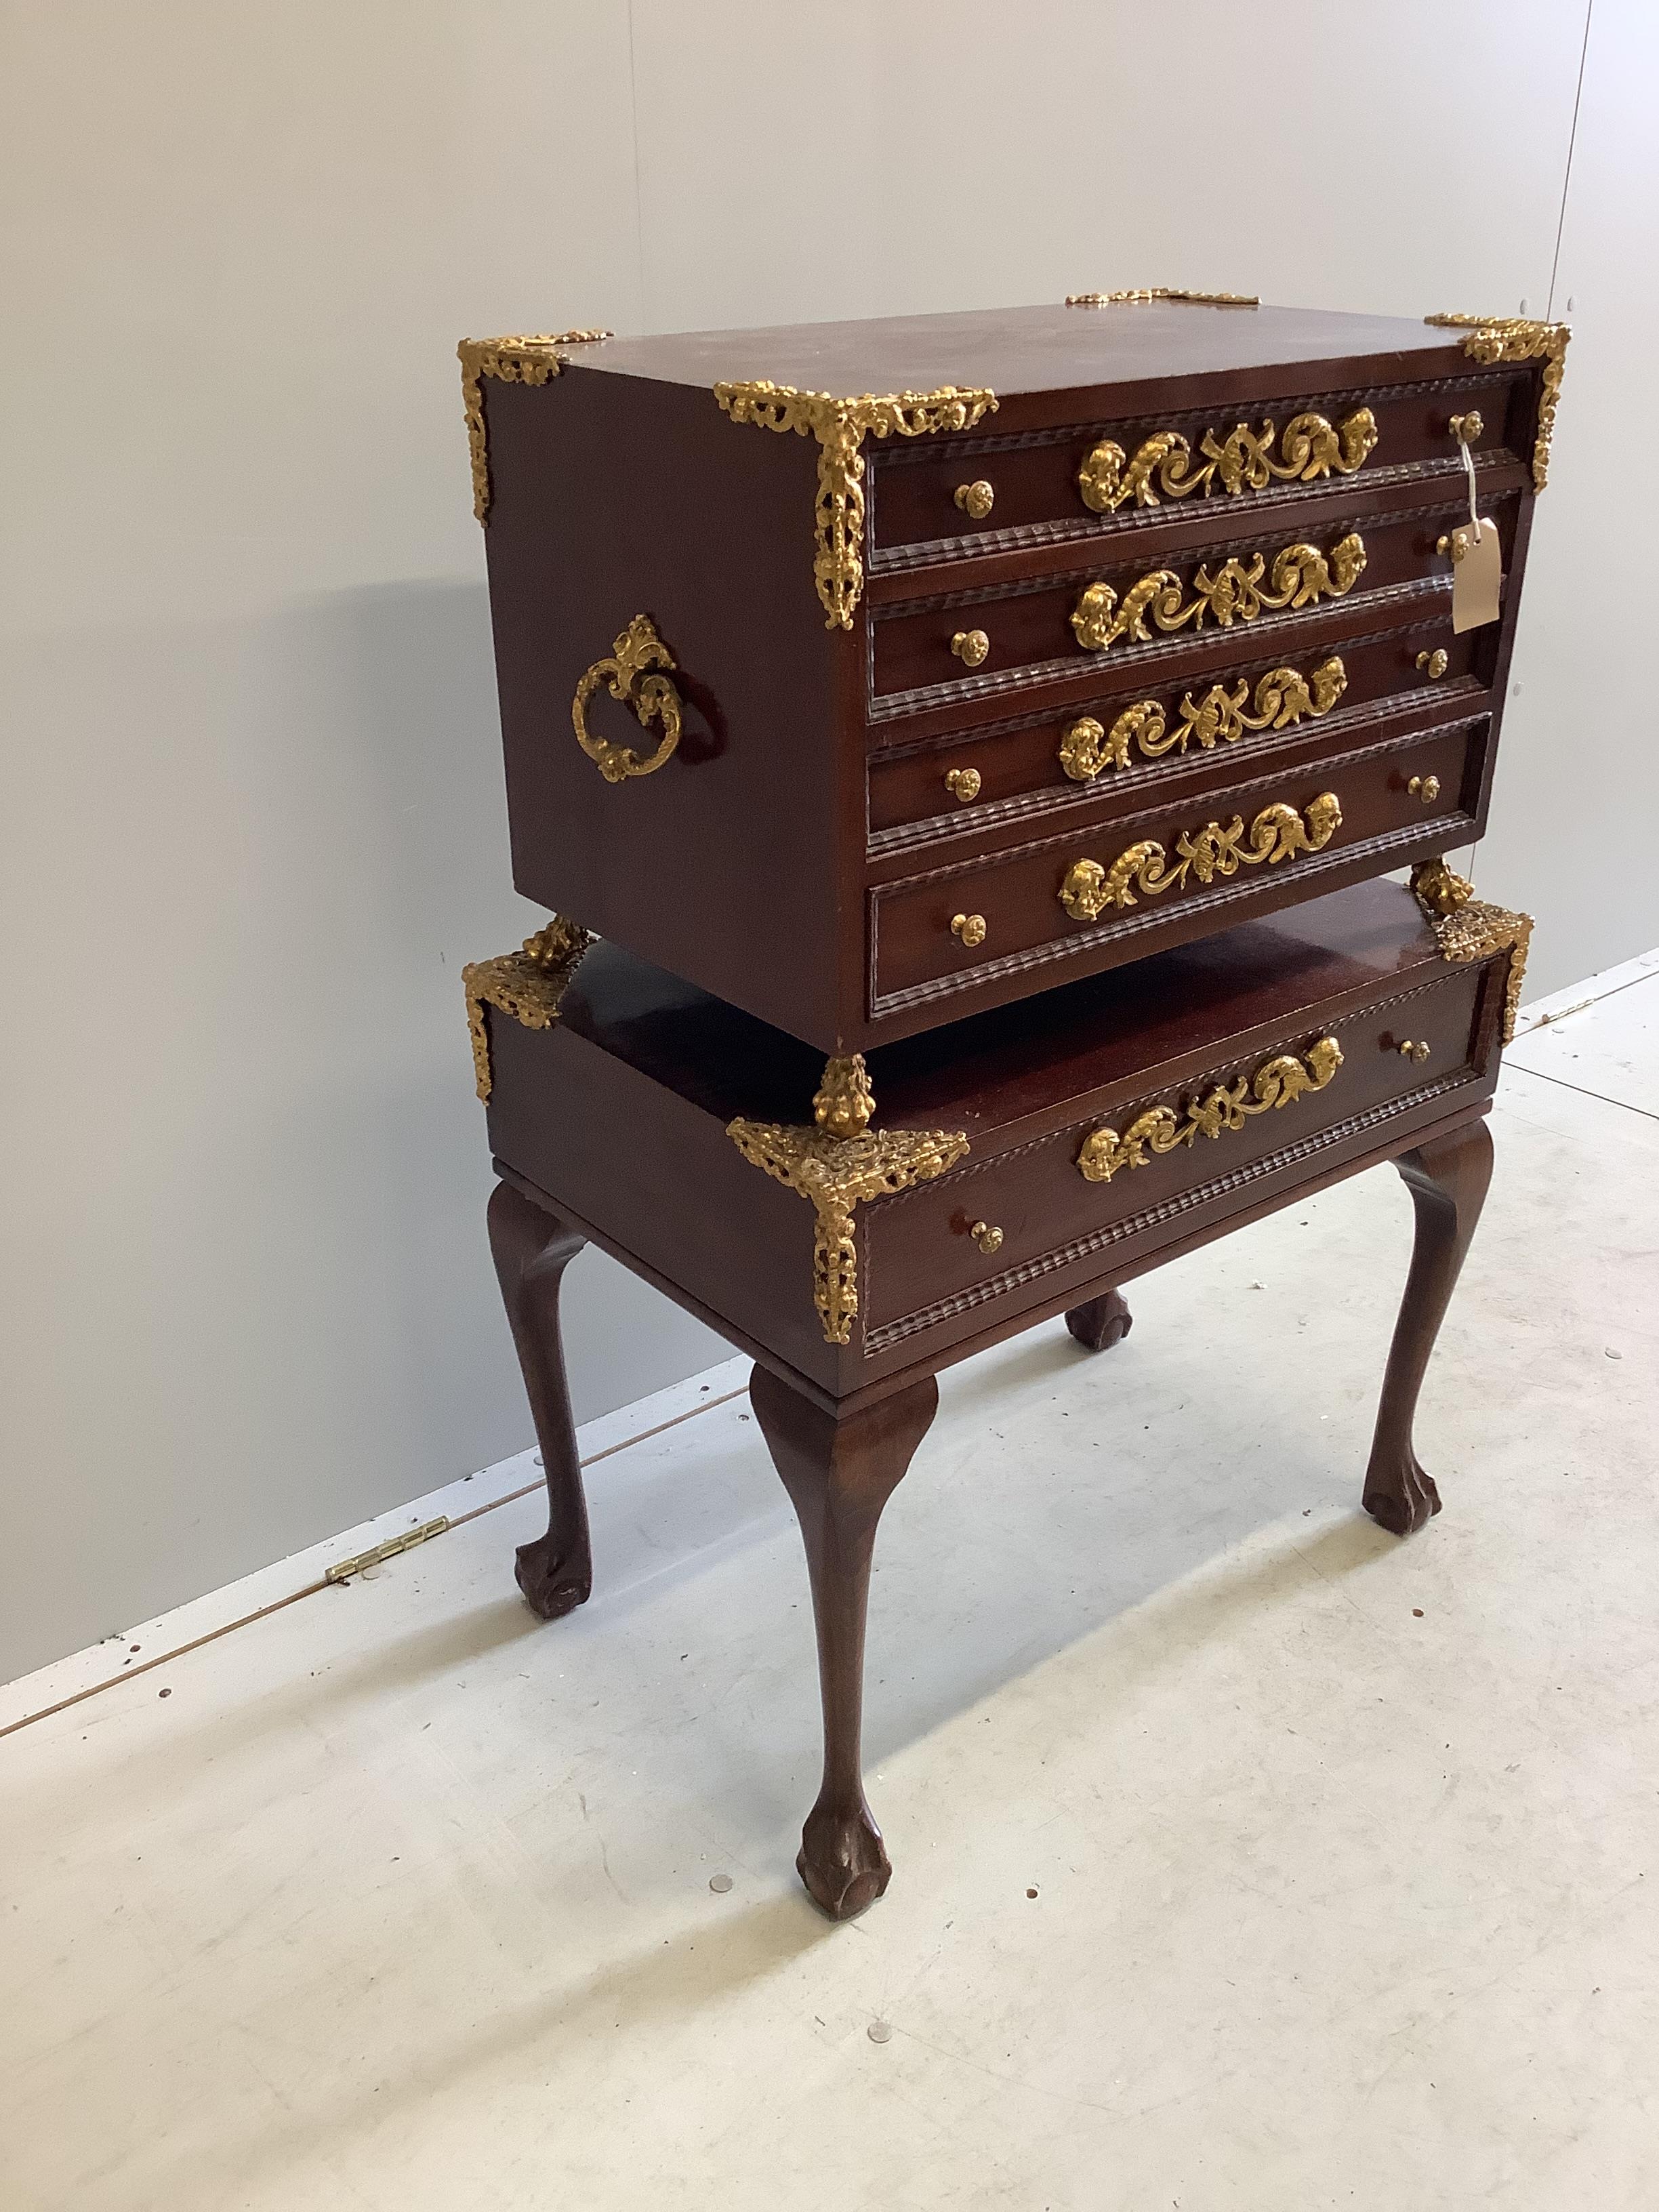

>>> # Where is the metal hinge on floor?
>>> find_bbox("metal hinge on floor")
[324,1517,451,1584]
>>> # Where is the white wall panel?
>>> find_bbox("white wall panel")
[2,0,1650,1680]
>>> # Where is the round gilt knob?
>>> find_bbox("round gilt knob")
[951,912,987,949]
[1397,1039,1431,1063]
[951,628,990,669]
[954,480,995,520]
[943,765,983,803]
[1416,647,1449,678]
[1449,409,1483,445]
[969,1220,1004,1256]
[1407,773,1441,803]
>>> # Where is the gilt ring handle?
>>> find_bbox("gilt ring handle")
[572,613,684,784]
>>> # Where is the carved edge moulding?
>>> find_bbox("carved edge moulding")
[713,381,1000,630]
[459,331,613,521]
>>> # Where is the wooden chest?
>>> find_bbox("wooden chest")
[464,297,1563,1057]
[470,877,1529,1402]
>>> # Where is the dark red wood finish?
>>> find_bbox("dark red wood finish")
[474,300,1546,1053]
[479,877,1510,1917]
[482,878,1511,1408]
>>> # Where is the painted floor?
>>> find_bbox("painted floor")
[5,956,1658,2210]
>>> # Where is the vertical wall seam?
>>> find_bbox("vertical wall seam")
[1547,1,1595,319]
[624,0,649,330]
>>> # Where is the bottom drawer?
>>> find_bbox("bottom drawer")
[861,954,1488,1341]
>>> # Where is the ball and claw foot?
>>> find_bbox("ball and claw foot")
[513,1536,592,1621]
[1362,1456,1442,1538]
[797,1799,892,1922]
[1065,1288,1133,1353]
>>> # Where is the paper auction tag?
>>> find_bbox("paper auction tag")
[1450,518,1502,632]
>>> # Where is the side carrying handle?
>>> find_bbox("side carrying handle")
[572,614,684,783]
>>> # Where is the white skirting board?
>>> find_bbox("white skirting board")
[0,1354,750,1734]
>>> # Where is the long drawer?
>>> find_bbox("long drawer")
[869,492,1520,712]
[869,615,1479,847]
[869,364,1528,562]
[869,717,1486,1017]
[861,953,1490,1345]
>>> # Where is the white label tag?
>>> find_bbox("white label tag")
[1450,518,1502,632]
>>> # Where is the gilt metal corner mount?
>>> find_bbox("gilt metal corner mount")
[713,380,998,630]
[726,1105,969,1345]
[1410,861,1532,1044]
[458,331,613,522]
[1422,313,1570,492]
[462,916,594,1101]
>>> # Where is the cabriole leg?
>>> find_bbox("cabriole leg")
[1364,1120,1495,1536]
[487,1181,593,1619]
[749,1365,939,1921]
[1065,1288,1134,1352]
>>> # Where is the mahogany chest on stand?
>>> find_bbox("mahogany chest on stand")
[459,291,1563,1916]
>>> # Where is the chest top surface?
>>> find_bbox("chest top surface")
[570,299,1462,402]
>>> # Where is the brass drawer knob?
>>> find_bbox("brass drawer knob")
[1416,648,1449,678]
[1448,409,1483,445]
[951,912,987,948]
[969,1219,1004,1255]
[943,765,982,803]
[951,628,990,668]
[1397,1039,1431,1063]
[1407,773,1441,803]
[954,480,995,520]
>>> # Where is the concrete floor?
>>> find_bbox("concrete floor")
[5,956,1658,2210]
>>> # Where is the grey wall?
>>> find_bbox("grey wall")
[3,0,1654,1681]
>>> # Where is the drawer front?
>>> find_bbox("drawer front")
[867,369,1528,560]
[869,618,1477,846]
[861,958,1490,1338]
[869,720,1483,1017]
[869,496,1519,712]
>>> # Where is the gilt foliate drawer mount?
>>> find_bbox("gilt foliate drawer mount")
[460,298,1563,1062]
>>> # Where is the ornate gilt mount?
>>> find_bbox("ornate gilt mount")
[1079,409,1377,514]
[457,331,613,521]
[1411,861,1532,1043]
[1423,313,1570,491]
[572,615,684,783]
[462,916,594,1101]
[813,1056,876,1139]
[1059,655,1347,781]
[1076,1038,1343,1184]
[1071,532,1366,655]
[1066,289,1260,308]
[1410,856,1475,918]
[725,1119,970,1345]
[1060,793,1342,921]
[713,380,998,630]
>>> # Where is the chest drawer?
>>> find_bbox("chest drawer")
[869,618,1477,845]
[869,495,1518,712]
[868,370,1523,560]
[869,718,1484,1019]
[861,955,1489,1338]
